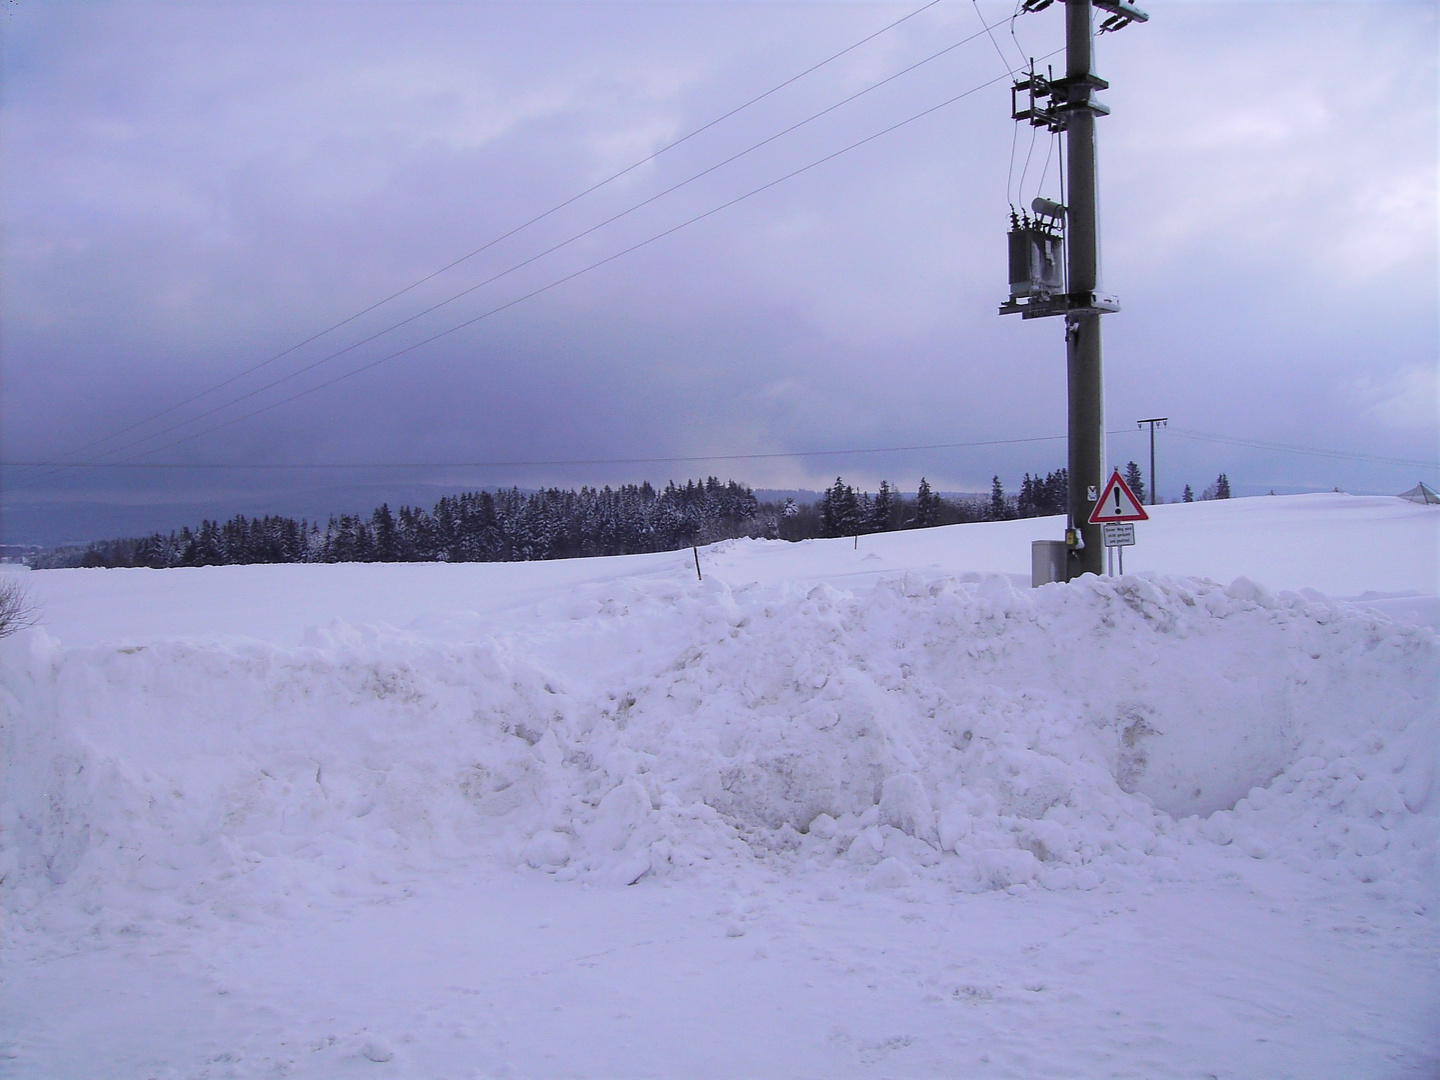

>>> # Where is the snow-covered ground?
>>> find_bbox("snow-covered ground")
[2,493,1436,1078]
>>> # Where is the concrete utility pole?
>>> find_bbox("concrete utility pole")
[1000,0,1146,579]
[1061,0,1107,576]
[1136,416,1167,504]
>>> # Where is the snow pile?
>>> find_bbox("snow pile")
[2,569,1435,938]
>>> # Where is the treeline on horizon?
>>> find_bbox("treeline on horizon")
[35,470,1077,570]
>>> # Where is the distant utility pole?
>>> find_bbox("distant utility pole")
[1000,0,1147,579]
[1136,416,1167,504]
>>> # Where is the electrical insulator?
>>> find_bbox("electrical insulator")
[1031,197,1066,221]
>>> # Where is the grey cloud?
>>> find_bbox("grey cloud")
[2,2,1435,544]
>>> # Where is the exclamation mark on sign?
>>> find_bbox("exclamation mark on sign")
[1114,486,1122,515]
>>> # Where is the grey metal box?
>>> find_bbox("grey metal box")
[1031,540,1067,587]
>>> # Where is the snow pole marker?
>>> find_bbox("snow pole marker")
[693,545,702,581]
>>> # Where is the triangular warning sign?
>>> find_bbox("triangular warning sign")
[1088,470,1149,523]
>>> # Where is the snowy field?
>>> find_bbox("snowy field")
[2,493,1436,1079]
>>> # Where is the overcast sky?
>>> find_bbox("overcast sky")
[2,0,1436,543]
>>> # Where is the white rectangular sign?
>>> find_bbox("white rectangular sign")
[1102,522,1135,548]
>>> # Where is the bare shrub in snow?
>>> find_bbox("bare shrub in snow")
[0,576,37,638]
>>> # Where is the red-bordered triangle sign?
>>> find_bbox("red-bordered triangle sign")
[1088,470,1149,523]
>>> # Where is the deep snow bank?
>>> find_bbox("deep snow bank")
[2,570,1435,939]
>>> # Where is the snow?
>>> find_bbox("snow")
[2,494,1437,1077]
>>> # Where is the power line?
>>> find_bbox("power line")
[1165,427,1439,472]
[973,0,1016,75]
[44,57,1049,477]
[48,21,1018,478]
[11,425,1429,474]
[10,426,1430,482]
[1015,119,1041,207]
[16,20,1019,495]
[0,431,1096,473]
[1008,1,1032,71]
[24,0,945,475]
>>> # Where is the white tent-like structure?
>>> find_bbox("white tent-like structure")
[1398,481,1440,504]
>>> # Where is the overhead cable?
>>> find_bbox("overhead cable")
[9,427,1431,474]
[41,19,1022,478]
[37,52,1049,478]
[1,430,1097,472]
[26,0,946,475]
[1165,428,1439,472]
[10,425,1430,485]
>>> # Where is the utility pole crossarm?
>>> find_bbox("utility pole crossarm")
[1021,0,1148,24]
[1094,0,1149,31]
[1137,417,1168,506]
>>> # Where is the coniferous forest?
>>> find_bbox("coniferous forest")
[36,471,1074,569]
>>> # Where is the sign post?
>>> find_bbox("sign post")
[1101,521,1135,574]
[1088,470,1147,575]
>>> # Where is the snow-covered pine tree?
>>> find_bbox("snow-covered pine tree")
[1124,461,1146,505]
[821,478,863,538]
[372,503,397,562]
[1201,473,1231,500]
[912,478,940,529]
[989,476,1011,521]
[870,480,896,532]
[1042,468,1067,515]
[821,478,843,536]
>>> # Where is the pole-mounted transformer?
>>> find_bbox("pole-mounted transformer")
[999,0,1146,579]
[1003,198,1067,315]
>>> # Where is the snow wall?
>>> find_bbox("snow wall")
[2,570,1436,935]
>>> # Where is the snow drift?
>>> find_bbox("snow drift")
[2,567,1436,939]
